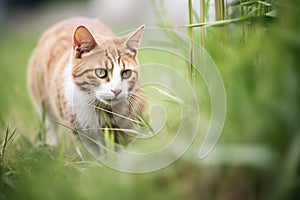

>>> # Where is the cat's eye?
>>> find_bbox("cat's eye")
[95,68,108,79]
[121,69,132,79]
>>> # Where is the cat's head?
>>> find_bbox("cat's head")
[71,25,144,106]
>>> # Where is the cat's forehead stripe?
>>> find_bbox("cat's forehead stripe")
[117,50,121,65]
[106,55,114,71]
[73,68,94,78]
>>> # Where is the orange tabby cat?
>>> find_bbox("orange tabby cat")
[28,17,145,153]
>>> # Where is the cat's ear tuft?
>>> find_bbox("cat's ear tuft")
[73,26,97,58]
[125,25,145,56]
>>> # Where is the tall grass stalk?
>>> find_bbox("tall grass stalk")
[1,126,16,163]
[36,99,47,145]
[199,0,206,47]
[215,0,220,21]
[187,0,196,86]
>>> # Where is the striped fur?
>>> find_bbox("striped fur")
[28,17,145,148]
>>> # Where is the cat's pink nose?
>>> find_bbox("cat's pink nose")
[111,89,122,96]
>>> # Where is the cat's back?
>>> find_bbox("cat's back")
[37,17,113,49]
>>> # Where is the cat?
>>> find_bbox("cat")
[27,17,145,155]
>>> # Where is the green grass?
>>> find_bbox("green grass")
[0,0,300,199]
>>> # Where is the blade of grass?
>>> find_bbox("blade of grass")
[135,112,155,135]
[215,0,220,21]
[1,126,17,163]
[153,86,185,105]
[187,0,196,86]
[91,104,142,125]
[180,15,274,28]
[0,115,5,129]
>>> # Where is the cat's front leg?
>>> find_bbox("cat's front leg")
[46,118,58,146]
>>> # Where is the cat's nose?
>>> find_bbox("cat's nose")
[111,89,122,96]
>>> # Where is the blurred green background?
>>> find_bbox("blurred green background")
[0,0,299,199]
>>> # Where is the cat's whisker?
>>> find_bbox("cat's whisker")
[128,97,143,115]
[130,93,150,104]
[89,103,141,124]
[130,92,148,100]
[130,89,146,96]
[72,95,100,128]
[80,127,145,137]
[126,99,138,117]
[131,87,148,96]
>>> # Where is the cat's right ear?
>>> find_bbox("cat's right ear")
[73,26,97,58]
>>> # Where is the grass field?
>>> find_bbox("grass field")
[0,0,300,199]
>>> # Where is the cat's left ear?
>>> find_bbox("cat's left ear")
[125,25,145,56]
[73,26,97,58]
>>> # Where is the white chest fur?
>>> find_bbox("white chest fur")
[63,63,102,131]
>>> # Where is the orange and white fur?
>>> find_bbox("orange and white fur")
[28,17,145,152]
